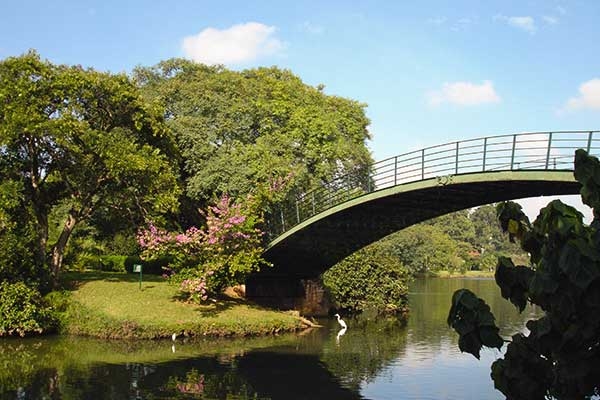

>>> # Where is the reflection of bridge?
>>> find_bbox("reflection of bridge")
[248,131,599,312]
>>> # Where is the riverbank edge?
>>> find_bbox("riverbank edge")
[54,298,318,340]
[44,272,319,340]
[419,270,495,279]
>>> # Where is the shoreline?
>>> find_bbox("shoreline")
[52,271,316,340]
[416,270,495,279]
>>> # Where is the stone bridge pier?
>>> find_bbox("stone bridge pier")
[245,274,331,317]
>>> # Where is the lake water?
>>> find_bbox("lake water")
[0,278,540,399]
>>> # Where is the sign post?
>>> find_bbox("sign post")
[133,264,143,290]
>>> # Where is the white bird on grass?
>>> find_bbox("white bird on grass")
[334,313,347,329]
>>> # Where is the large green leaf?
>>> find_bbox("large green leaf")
[447,289,503,359]
[495,257,533,312]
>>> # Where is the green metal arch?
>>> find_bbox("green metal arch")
[263,170,579,277]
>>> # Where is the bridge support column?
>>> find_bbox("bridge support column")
[245,275,331,317]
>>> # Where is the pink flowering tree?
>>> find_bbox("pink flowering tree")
[200,194,268,293]
[137,194,268,302]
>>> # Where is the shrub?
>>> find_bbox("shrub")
[323,247,410,315]
[98,255,128,272]
[0,281,56,337]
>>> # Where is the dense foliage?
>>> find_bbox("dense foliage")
[323,243,410,315]
[0,180,47,287]
[0,281,56,337]
[0,52,180,286]
[0,52,379,334]
[380,224,463,274]
[0,51,556,343]
[379,205,527,275]
[448,150,600,400]
[133,59,373,218]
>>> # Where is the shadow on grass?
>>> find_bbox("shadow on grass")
[61,271,267,316]
[170,292,252,317]
[61,270,166,290]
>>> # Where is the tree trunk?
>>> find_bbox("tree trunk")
[33,206,49,272]
[50,212,78,287]
[29,152,48,275]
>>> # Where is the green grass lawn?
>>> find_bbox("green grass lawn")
[59,271,310,339]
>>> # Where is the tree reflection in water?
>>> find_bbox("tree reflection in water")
[0,316,409,400]
[0,278,533,400]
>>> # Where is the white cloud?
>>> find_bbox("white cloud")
[543,15,558,24]
[182,22,285,66]
[427,80,501,106]
[495,15,536,33]
[564,78,600,111]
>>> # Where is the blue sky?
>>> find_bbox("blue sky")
[2,0,599,219]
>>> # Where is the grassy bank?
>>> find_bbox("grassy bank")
[56,271,311,339]
[429,270,495,279]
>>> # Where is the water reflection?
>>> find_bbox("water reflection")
[361,278,541,400]
[0,331,370,399]
[336,327,347,345]
[0,278,542,400]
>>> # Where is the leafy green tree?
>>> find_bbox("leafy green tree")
[133,59,372,213]
[469,204,502,253]
[448,150,600,399]
[323,242,410,315]
[0,52,180,285]
[380,224,463,274]
[470,204,526,260]
[426,209,476,246]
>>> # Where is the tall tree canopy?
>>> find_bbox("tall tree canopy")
[470,204,524,258]
[133,59,373,212]
[0,52,180,285]
[376,205,528,275]
[379,224,463,274]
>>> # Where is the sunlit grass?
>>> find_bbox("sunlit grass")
[60,271,308,339]
[434,270,495,278]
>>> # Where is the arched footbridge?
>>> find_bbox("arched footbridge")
[261,130,599,278]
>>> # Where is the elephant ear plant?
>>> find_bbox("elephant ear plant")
[447,149,600,400]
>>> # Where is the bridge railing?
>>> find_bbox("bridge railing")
[266,130,600,238]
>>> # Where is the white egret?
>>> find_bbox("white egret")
[334,313,347,329]
[172,332,177,341]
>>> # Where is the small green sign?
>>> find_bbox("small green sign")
[133,264,143,289]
